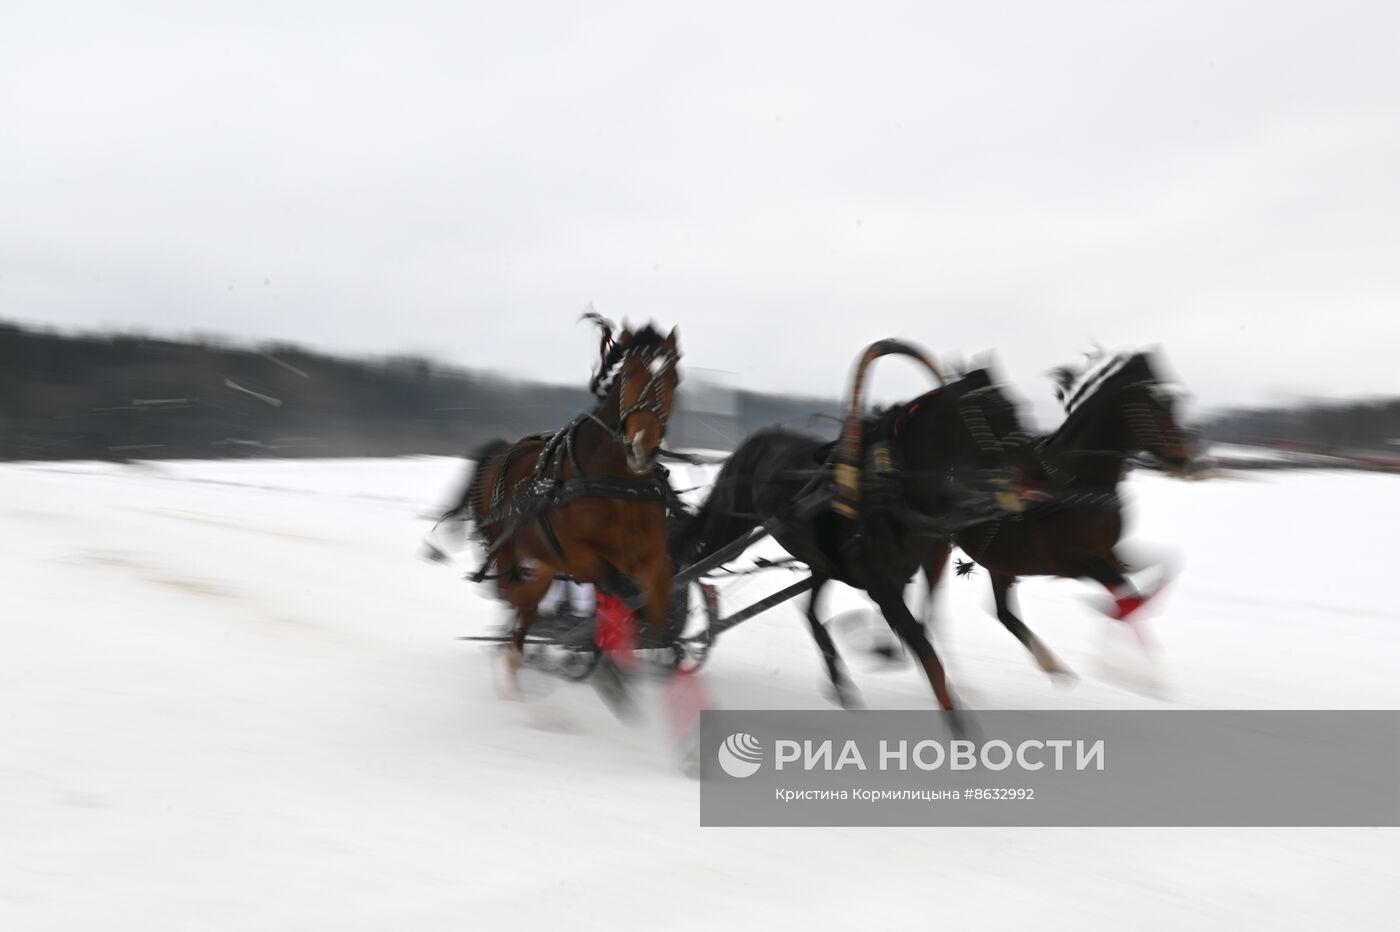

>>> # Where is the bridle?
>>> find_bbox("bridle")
[1040,377,1185,476]
[587,344,679,449]
[617,346,678,437]
[468,338,679,571]
[581,310,679,450]
[1120,379,1183,453]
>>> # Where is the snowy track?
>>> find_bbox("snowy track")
[3,458,1397,930]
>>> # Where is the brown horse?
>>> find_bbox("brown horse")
[446,319,682,689]
[925,349,1194,678]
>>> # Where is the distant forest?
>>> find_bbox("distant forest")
[0,320,839,461]
[1201,399,1400,454]
[1,320,1395,461]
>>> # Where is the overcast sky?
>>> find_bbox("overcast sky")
[3,0,1397,423]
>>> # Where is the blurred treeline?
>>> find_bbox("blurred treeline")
[5,320,1395,463]
[0,321,837,461]
[1203,399,1400,454]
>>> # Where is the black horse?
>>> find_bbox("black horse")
[671,367,1033,714]
[927,349,1195,679]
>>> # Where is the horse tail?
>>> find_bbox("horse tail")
[426,439,510,560]
[456,438,511,520]
[669,442,763,567]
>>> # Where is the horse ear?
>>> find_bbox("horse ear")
[1125,350,1157,381]
[665,326,679,350]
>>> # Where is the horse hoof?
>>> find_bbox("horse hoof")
[1048,667,1080,688]
[675,731,703,779]
[493,676,526,702]
[590,657,639,723]
[823,682,865,711]
[940,706,977,741]
[491,647,526,701]
[1030,642,1076,683]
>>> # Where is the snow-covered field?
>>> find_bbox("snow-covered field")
[3,457,1397,930]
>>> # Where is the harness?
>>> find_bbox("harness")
[958,380,1159,563]
[838,385,1028,548]
[878,383,1031,524]
[470,345,681,583]
[615,345,676,439]
[831,339,949,520]
[1121,380,1169,450]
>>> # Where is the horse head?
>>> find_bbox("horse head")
[1053,348,1194,475]
[585,313,681,475]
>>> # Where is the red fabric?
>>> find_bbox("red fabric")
[664,668,709,742]
[1113,594,1146,621]
[593,593,639,669]
[1018,483,1052,502]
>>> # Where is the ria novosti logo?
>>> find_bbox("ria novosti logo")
[717,733,763,778]
[714,733,1108,779]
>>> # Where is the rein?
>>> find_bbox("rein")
[1038,377,1179,485]
[615,346,678,437]
[469,339,680,582]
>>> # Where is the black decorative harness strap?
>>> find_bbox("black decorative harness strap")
[469,345,680,583]
[470,420,672,582]
[610,345,678,439]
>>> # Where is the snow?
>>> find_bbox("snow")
[3,457,1397,930]
[1209,442,1298,464]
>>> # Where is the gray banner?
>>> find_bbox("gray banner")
[700,711,1400,826]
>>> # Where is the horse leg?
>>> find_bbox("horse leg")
[1110,547,1179,612]
[1078,556,1148,621]
[500,564,555,696]
[489,540,525,652]
[634,556,710,767]
[800,576,861,709]
[594,561,648,660]
[989,572,1076,682]
[924,542,1069,677]
[1076,556,1160,653]
[639,556,674,641]
[584,561,649,719]
[920,543,954,638]
[866,579,964,729]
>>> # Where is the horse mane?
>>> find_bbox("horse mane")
[586,317,669,397]
[1050,346,1135,414]
[1045,348,1164,450]
[866,368,994,438]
